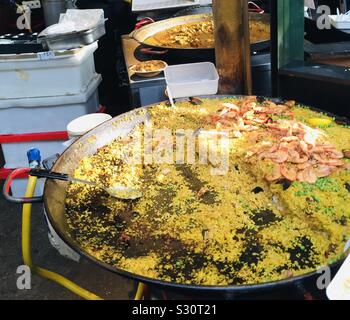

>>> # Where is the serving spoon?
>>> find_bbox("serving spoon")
[29,168,142,200]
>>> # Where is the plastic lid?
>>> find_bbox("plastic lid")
[67,113,112,138]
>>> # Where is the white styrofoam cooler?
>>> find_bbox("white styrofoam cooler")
[0,42,98,100]
[0,73,101,135]
[1,74,101,170]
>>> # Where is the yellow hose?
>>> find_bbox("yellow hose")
[22,176,102,300]
[22,175,146,300]
[134,283,146,300]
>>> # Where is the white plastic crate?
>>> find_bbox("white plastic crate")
[0,42,98,100]
[0,74,101,135]
[164,62,219,99]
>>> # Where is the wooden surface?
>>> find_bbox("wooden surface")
[212,0,251,94]
[121,35,142,83]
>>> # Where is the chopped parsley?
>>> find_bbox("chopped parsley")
[293,178,340,198]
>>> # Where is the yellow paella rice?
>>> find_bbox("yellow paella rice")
[65,97,350,286]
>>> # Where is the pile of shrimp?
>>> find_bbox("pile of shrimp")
[207,97,293,135]
[206,96,350,184]
[247,135,349,183]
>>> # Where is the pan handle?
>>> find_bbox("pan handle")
[140,47,169,55]
[248,1,265,13]
[129,18,155,38]
[29,168,69,181]
[134,17,155,30]
[3,168,43,204]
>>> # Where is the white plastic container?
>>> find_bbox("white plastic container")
[0,42,98,100]
[0,74,101,135]
[164,62,219,99]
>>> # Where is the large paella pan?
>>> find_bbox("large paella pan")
[131,13,270,56]
[24,96,350,294]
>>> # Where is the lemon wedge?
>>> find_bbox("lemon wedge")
[307,118,332,127]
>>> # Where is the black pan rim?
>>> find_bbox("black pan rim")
[138,39,271,52]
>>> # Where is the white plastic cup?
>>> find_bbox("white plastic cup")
[65,113,112,146]
[63,112,112,147]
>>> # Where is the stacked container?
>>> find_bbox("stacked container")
[0,42,101,196]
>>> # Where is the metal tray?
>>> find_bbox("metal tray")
[0,33,44,54]
[38,23,106,51]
